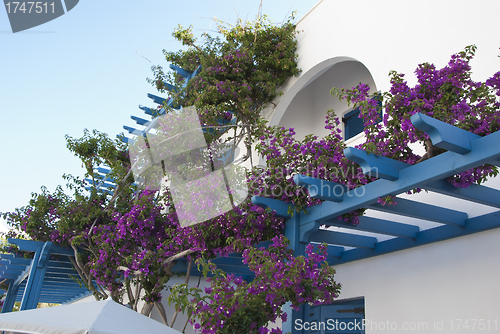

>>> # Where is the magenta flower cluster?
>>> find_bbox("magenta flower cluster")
[187,235,340,334]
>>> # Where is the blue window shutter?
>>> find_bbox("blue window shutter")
[343,94,382,140]
[343,108,365,140]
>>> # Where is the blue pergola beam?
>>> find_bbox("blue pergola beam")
[309,230,377,249]
[293,174,347,202]
[330,210,500,265]
[8,239,74,257]
[424,179,500,209]
[308,243,344,258]
[294,128,500,225]
[368,197,467,227]
[251,196,293,219]
[411,113,481,154]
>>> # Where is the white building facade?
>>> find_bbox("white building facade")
[264,1,500,333]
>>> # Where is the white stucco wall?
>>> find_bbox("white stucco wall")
[335,228,500,334]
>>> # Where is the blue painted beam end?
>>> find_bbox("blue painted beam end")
[131,115,150,126]
[251,196,293,219]
[147,93,166,105]
[344,147,409,180]
[169,64,190,78]
[410,113,481,154]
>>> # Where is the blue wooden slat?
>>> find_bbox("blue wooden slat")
[0,264,27,271]
[147,93,166,105]
[139,105,157,116]
[424,179,500,209]
[0,274,20,280]
[331,210,500,265]
[131,115,150,125]
[44,267,77,275]
[344,147,410,180]
[99,182,117,189]
[293,174,347,202]
[322,215,419,239]
[123,125,142,135]
[40,281,92,289]
[160,81,178,93]
[411,113,481,154]
[309,230,377,249]
[47,261,74,269]
[96,167,111,174]
[63,292,93,304]
[169,64,191,78]
[1,269,25,276]
[0,254,31,265]
[368,197,467,226]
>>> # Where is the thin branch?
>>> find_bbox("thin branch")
[170,260,193,328]
[134,282,142,311]
[162,249,195,266]
[155,301,169,326]
[133,46,155,66]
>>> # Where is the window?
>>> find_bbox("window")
[342,94,382,141]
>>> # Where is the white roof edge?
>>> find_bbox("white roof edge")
[296,0,323,25]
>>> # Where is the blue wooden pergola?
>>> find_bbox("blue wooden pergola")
[0,239,92,313]
[251,113,500,333]
[124,65,500,331]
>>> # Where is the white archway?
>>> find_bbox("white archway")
[270,57,377,141]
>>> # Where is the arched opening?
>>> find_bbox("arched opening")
[271,58,377,141]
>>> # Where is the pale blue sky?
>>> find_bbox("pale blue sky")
[0,0,320,232]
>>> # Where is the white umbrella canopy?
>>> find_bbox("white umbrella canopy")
[0,298,182,334]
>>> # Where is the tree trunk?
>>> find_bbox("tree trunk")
[141,302,154,316]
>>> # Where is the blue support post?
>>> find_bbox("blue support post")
[281,212,306,334]
[19,242,52,310]
[1,280,20,313]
